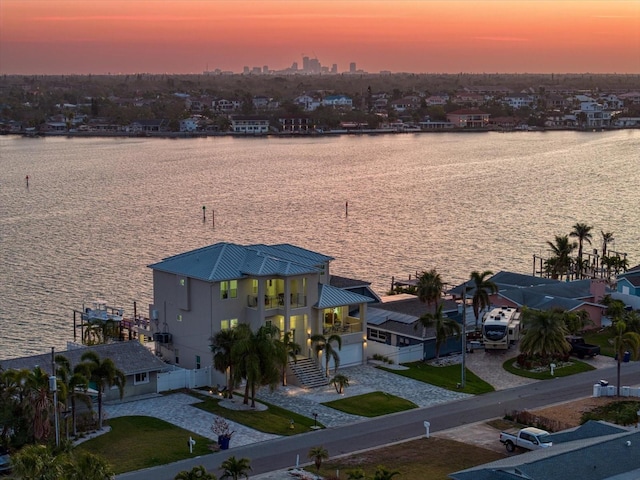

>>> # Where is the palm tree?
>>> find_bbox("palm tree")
[611,320,640,397]
[55,354,93,438]
[210,328,239,398]
[346,468,366,479]
[308,446,329,473]
[219,456,251,480]
[275,331,301,386]
[546,235,577,280]
[470,270,498,330]
[68,451,115,480]
[601,231,614,259]
[175,465,217,480]
[10,444,67,480]
[570,222,593,278]
[79,351,125,430]
[24,366,55,442]
[330,373,350,394]
[416,269,444,307]
[414,303,461,360]
[519,308,570,362]
[83,318,120,346]
[373,465,401,480]
[232,324,279,408]
[0,367,30,446]
[563,310,592,335]
[310,333,342,377]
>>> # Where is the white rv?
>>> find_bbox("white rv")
[482,306,521,350]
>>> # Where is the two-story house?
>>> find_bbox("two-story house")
[446,109,490,128]
[147,243,375,384]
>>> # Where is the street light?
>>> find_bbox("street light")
[312,411,319,429]
[458,287,468,389]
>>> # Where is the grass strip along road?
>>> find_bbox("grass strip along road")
[117,362,640,480]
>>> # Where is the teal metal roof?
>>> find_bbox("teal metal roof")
[315,284,375,308]
[148,242,321,282]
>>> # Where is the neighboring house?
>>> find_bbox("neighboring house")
[614,117,640,127]
[179,117,200,132]
[502,94,534,109]
[446,109,490,128]
[425,94,449,106]
[617,264,640,297]
[362,295,463,363]
[294,94,322,111]
[574,101,611,127]
[229,115,270,134]
[147,242,375,382]
[277,114,315,132]
[0,341,168,402]
[322,94,353,108]
[390,96,422,112]
[450,272,609,329]
[128,119,169,133]
[213,98,241,113]
[450,422,640,480]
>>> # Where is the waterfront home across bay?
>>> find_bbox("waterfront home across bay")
[147,242,376,385]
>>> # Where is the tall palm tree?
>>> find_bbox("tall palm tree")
[55,354,92,438]
[546,235,577,280]
[175,465,217,480]
[611,320,640,397]
[308,446,329,473]
[232,324,279,408]
[519,308,570,362]
[0,367,30,446]
[470,270,498,330]
[601,231,614,259]
[570,222,593,278]
[563,310,592,335]
[310,333,342,377]
[83,318,120,346]
[414,303,461,359]
[210,328,239,398]
[24,366,55,442]
[219,456,251,480]
[416,269,444,307]
[79,351,125,430]
[275,331,301,386]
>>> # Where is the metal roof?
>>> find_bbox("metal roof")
[148,242,323,282]
[315,284,375,309]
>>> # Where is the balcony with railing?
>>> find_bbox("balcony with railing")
[322,316,362,335]
[247,293,307,309]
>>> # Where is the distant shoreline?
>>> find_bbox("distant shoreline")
[7,125,638,140]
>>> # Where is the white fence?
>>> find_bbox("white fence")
[157,366,213,393]
[592,383,640,397]
[366,342,424,365]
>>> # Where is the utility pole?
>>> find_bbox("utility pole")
[460,288,467,389]
[50,347,60,447]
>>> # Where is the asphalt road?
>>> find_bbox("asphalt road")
[117,362,640,480]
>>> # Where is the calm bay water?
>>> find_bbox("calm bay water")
[1,131,639,360]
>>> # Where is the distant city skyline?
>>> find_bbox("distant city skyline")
[1,0,639,75]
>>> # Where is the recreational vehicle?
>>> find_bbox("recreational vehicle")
[482,306,521,350]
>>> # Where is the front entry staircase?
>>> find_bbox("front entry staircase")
[288,357,328,389]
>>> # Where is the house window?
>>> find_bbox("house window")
[196,356,201,369]
[252,279,258,294]
[177,314,182,322]
[175,349,180,364]
[221,318,238,330]
[369,329,387,341]
[134,372,149,385]
[179,278,185,286]
[221,280,238,299]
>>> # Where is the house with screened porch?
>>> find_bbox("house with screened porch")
[147,242,376,387]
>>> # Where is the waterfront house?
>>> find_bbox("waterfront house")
[230,115,270,134]
[0,341,168,402]
[363,295,463,363]
[277,114,315,133]
[616,264,640,298]
[446,109,490,128]
[147,243,375,385]
[450,272,609,329]
[322,94,353,109]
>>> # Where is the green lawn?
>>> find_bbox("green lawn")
[322,391,417,417]
[191,392,323,434]
[76,416,213,474]
[502,357,595,379]
[378,362,495,394]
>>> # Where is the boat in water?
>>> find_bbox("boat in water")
[81,301,124,323]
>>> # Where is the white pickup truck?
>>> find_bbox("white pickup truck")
[499,427,553,452]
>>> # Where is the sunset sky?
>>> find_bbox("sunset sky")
[1,0,639,75]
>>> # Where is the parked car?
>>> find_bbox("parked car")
[499,427,553,452]
[566,335,601,358]
[0,447,10,475]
